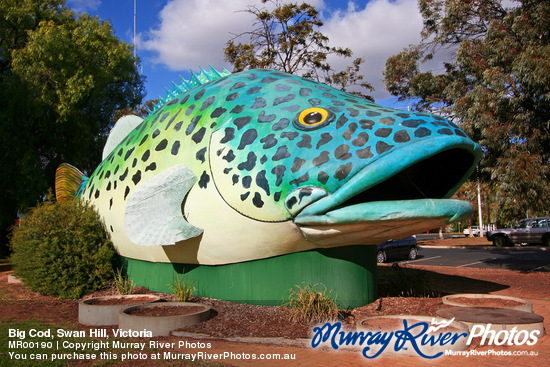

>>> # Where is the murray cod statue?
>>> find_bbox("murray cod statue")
[56,67,480,307]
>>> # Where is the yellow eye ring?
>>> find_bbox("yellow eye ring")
[293,107,335,130]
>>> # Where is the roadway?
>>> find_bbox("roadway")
[395,245,550,272]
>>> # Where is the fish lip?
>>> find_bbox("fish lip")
[294,136,481,226]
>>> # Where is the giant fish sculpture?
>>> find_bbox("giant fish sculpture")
[56,67,480,266]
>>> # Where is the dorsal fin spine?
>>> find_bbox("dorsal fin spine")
[149,66,231,114]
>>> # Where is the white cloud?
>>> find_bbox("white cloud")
[68,0,101,13]
[322,0,423,100]
[142,0,424,101]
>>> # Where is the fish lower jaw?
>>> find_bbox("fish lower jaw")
[294,198,473,246]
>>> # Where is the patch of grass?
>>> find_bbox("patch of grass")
[170,276,195,302]
[112,268,135,295]
[285,282,338,323]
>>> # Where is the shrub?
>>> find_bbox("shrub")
[285,283,338,323]
[10,197,116,299]
[170,276,194,302]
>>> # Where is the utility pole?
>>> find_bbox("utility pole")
[477,177,483,236]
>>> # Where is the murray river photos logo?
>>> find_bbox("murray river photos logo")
[310,318,541,359]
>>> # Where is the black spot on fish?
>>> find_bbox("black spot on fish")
[375,128,392,138]
[195,89,205,100]
[256,171,270,196]
[140,134,149,146]
[274,94,296,106]
[260,77,277,84]
[252,97,267,109]
[238,129,258,150]
[179,94,190,105]
[223,167,232,174]
[313,151,330,167]
[196,147,206,163]
[272,146,291,161]
[238,152,257,171]
[247,86,262,95]
[260,155,267,164]
[105,170,111,179]
[432,120,449,127]
[220,127,235,143]
[152,129,161,139]
[124,186,130,200]
[132,171,141,185]
[352,132,369,147]
[316,84,331,91]
[281,132,299,140]
[227,92,239,101]
[234,116,252,130]
[396,113,411,119]
[110,198,113,209]
[232,174,239,185]
[334,163,353,180]
[297,134,312,148]
[274,191,282,202]
[414,127,431,138]
[316,133,333,149]
[198,96,215,112]
[186,115,201,135]
[336,115,348,129]
[120,168,129,181]
[271,165,286,186]
[230,105,244,114]
[117,148,123,156]
[317,171,329,185]
[402,119,424,128]
[94,189,100,199]
[106,182,112,191]
[347,108,360,117]
[141,150,150,162]
[132,158,137,168]
[332,100,345,106]
[223,150,235,163]
[360,120,375,130]
[241,192,250,201]
[199,171,210,188]
[380,117,395,126]
[171,141,180,155]
[156,139,168,151]
[260,134,278,149]
[335,145,352,160]
[455,129,467,137]
[272,118,290,131]
[192,127,206,144]
[393,130,410,143]
[242,176,252,189]
[376,141,394,154]
[356,146,373,159]
[438,128,454,135]
[366,111,381,117]
[210,107,226,118]
[174,121,183,131]
[300,88,312,96]
[309,98,322,106]
[159,111,171,122]
[145,162,156,172]
[343,123,357,140]
[114,166,119,175]
[291,157,305,173]
[252,192,264,208]
[290,173,309,186]
[185,104,196,116]
[286,196,298,210]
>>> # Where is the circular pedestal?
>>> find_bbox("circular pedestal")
[118,302,211,337]
[79,295,160,326]
[357,315,469,357]
[442,294,532,312]
[123,245,377,308]
[436,307,545,341]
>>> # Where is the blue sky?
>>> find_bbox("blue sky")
[68,0,424,107]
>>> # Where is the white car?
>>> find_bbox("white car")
[463,226,485,236]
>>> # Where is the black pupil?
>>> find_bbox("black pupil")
[304,112,323,125]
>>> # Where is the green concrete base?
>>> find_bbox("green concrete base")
[123,245,377,309]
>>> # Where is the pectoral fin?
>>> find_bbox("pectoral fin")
[124,164,203,246]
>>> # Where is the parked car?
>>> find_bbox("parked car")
[486,217,550,247]
[377,236,418,263]
[463,226,485,237]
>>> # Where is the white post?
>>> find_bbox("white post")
[477,178,483,236]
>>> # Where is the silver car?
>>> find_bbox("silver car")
[486,217,550,247]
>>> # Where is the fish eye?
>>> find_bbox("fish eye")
[293,107,335,131]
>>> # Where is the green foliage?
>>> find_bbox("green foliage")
[0,0,144,251]
[224,0,373,100]
[383,0,550,224]
[10,197,116,299]
[170,276,195,302]
[112,268,135,295]
[285,283,338,323]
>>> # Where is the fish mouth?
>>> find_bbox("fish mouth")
[294,137,481,247]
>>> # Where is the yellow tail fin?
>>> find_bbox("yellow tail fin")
[55,163,85,202]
